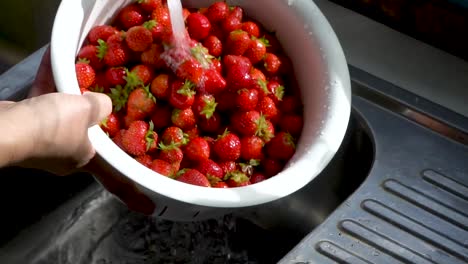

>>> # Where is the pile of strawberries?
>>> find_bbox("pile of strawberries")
[75,0,304,188]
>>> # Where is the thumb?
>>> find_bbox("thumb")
[82,92,112,127]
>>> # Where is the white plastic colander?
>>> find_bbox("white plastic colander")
[50,0,351,221]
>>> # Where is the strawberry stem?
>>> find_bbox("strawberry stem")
[177,80,196,97]
[143,20,157,30]
[200,97,217,119]
[96,39,108,61]
[257,79,270,95]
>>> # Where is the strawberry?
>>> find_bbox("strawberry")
[185,126,200,141]
[87,25,119,45]
[262,158,284,177]
[112,129,126,150]
[261,119,275,143]
[212,58,222,73]
[137,0,162,12]
[105,67,127,86]
[266,132,296,161]
[219,161,236,175]
[150,159,174,177]
[125,25,153,52]
[231,110,263,137]
[264,33,282,53]
[267,80,284,104]
[250,172,267,184]
[256,96,278,121]
[263,53,281,75]
[196,159,224,179]
[221,7,243,33]
[75,60,95,89]
[127,86,157,118]
[198,112,221,133]
[252,78,270,98]
[183,8,191,21]
[245,37,268,64]
[240,136,264,160]
[169,80,196,109]
[225,30,250,56]
[175,57,204,86]
[192,94,217,119]
[150,5,172,42]
[213,182,229,188]
[122,120,158,156]
[100,112,121,137]
[150,103,172,130]
[250,67,267,82]
[143,20,164,41]
[171,108,196,130]
[185,137,210,162]
[102,41,130,67]
[279,115,303,137]
[92,72,111,92]
[235,88,259,111]
[203,68,227,94]
[215,91,236,112]
[161,126,189,146]
[205,2,229,23]
[158,142,184,166]
[242,21,261,38]
[150,73,171,100]
[225,171,251,187]
[187,13,211,41]
[135,154,153,168]
[213,131,241,162]
[118,4,145,30]
[77,45,104,70]
[130,64,154,85]
[280,95,302,114]
[141,44,165,68]
[176,169,210,187]
[203,35,222,57]
[223,55,253,91]
[238,159,260,177]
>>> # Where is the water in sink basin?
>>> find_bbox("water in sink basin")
[0,112,373,264]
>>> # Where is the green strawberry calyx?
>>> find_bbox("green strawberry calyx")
[257,79,270,95]
[143,19,157,30]
[274,85,285,101]
[177,80,196,97]
[96,39,108,61]
[145,121,156,151]
[108,85,129,112]
[158,141,178,151]
[216,128,230,140]
[142,85,157,103]
[190,43,213,69]
[254,114,273,141]
[77,58,90,64]
[239,159,260,176]
[207,174,222,186]
[124,69,144,90]
[200,97,218,120]
[252,35,270,47]
[284,132,296,149]
[224,170,249,183]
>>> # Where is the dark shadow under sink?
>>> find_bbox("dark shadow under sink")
[0,110,374,264]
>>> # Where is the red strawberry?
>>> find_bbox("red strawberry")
[240,136,264,160]
[279,115,303,137]
[205,2,229,23]
[171,108,196,130]
[213,131,241,162]
[105,67,127,86]
[103,41,130,67]
[187,13,211,41]
[256,96,279,121]
[245,37,268,64]
[150,6,172,42]
[92,72,111,92]
[127,86,157,118]
[212,58,222,73]
[150,104,172,130]
[143,20,164,41]
[135,154,153,168]
[196,159,224,179]
[198,112,221,133]
[225,171,251,187]
[267,81,285,104]
[112,129,126,150]
[185,126,200,141]
[88,25,119,45]
[176,169,210,187]
[75,60,95,89]
[252,78,270,98]
[223,55,253,91]
[141,43,166,68]
[192,94,217,119]
[150,73,171,100]
[161,126,189,146]
[185,137,210,162]
[221,7,243,33]
[150,159,174,177]
[77,45,104,70]
[203,35,222,57]
[219,161,236,175]
[225,30,250,56]
[158,143,184,167]
[182,8,191,21]
[122,120,157,156]
[137,0,162,12]
[118,4,145,30]
[175,57,204,86]
[213,182,229,188]
[280,95,302,114]
[215,91,236,112]
[125,25,153,52]
[100,112,121,137]
[130,64,154,85]
[262,158,284,177]
[169,80,196,109]
[263,53,281,75]
[266,132,296,161]
[262,119,275,143]
[250,67,267,82]
[203,68,227,94]
[235,88,259,111]
[250,172,267,184]
[242,21,261,38]
[231,110,262,136]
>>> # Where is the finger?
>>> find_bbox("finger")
[82,92,112,126]
[29,47,56,97]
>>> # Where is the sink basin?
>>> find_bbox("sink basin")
[0,110,374,264]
